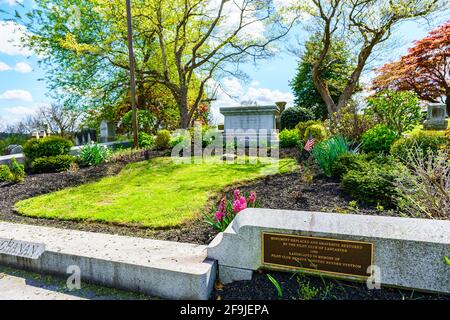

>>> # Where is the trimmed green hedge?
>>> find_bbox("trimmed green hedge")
[341,160,402,205]
[23,136,73,160]
[390,131,447,162]
[31,155,75,173]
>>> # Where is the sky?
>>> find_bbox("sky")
[0,0,448,127]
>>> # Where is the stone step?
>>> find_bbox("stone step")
[0,222,216,300]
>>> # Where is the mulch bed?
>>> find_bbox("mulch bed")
[0,149,219,244]
[213,270,449,300]
[0,147,393,245]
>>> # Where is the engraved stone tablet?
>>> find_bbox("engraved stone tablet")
[0,238,46,259]
[262,232,373,278]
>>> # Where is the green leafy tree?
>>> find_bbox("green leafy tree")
[288,0,443,120]
[366,90,422,134]
[290,34,356,120]
[16,0,295,129]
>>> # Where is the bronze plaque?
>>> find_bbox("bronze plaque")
[262,232,374,278]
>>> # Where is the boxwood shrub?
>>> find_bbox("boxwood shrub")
[23,136,73,160]
[138,132,154,149]
[280,107,314,130]
[341,160,403,205]
[361,124,398,154]
[279,129,300,148]
[155,130,171,150]
[0,165,12,182]
[10,158,25,182]
[390,131,447,162]
[331,153,367,179]
[31,155,75,173]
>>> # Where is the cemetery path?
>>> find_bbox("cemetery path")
[0,266,153,300]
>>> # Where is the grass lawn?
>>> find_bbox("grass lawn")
[15,157,297,228]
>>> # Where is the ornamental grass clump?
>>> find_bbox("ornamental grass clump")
[311,135,354,177]
[78,143,111,166]
[205,189,258,231]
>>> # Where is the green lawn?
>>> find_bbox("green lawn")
[15,157,297,228]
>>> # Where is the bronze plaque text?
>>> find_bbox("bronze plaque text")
[262,232,373,278]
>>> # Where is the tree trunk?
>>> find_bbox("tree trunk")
[178,88,190,129]
[446,88,450,117]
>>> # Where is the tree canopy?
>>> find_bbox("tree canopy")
[16,0,295,129]
[372,21,450,115]
[287,0,443,120]
[290,34,356,120]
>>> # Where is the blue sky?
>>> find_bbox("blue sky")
[0,0,448,126]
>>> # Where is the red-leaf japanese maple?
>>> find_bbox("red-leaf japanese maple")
[372,21,449,115]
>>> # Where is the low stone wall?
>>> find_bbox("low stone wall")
[207,208,450,294]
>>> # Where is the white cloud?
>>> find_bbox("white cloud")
[0,61,12,71]
[0,61,33,73]
[0,102,46,124]
[210,77,294,124]
[3,105,37,116]
[14,62,32,73]
[0,21,32,56]
[1,106,35,125]
[0,89,33,102]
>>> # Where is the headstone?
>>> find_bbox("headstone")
[99,120,116,143]
[207,208,450,294]
[423,103,448,130]
[75,127,97,145]
[220,105,280,147]
[4,144,23,155]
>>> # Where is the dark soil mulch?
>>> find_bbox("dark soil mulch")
[213,270,449,300]
[233,173,394,217]
[0,147,394,244]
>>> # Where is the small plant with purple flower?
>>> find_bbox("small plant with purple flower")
[205,189,258,231]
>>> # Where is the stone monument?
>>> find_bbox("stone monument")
[423,103,448,130]
[220,104,281,147]
[75,127,97,145]
[207,208,450,294]
[99,120,116,143]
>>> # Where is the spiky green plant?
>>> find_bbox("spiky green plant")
[311,135,354,177]
[266,274,283,299]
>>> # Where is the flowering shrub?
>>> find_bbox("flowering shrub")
[205,189,258,231]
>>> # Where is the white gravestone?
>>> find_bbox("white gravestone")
[99,120,116,143]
